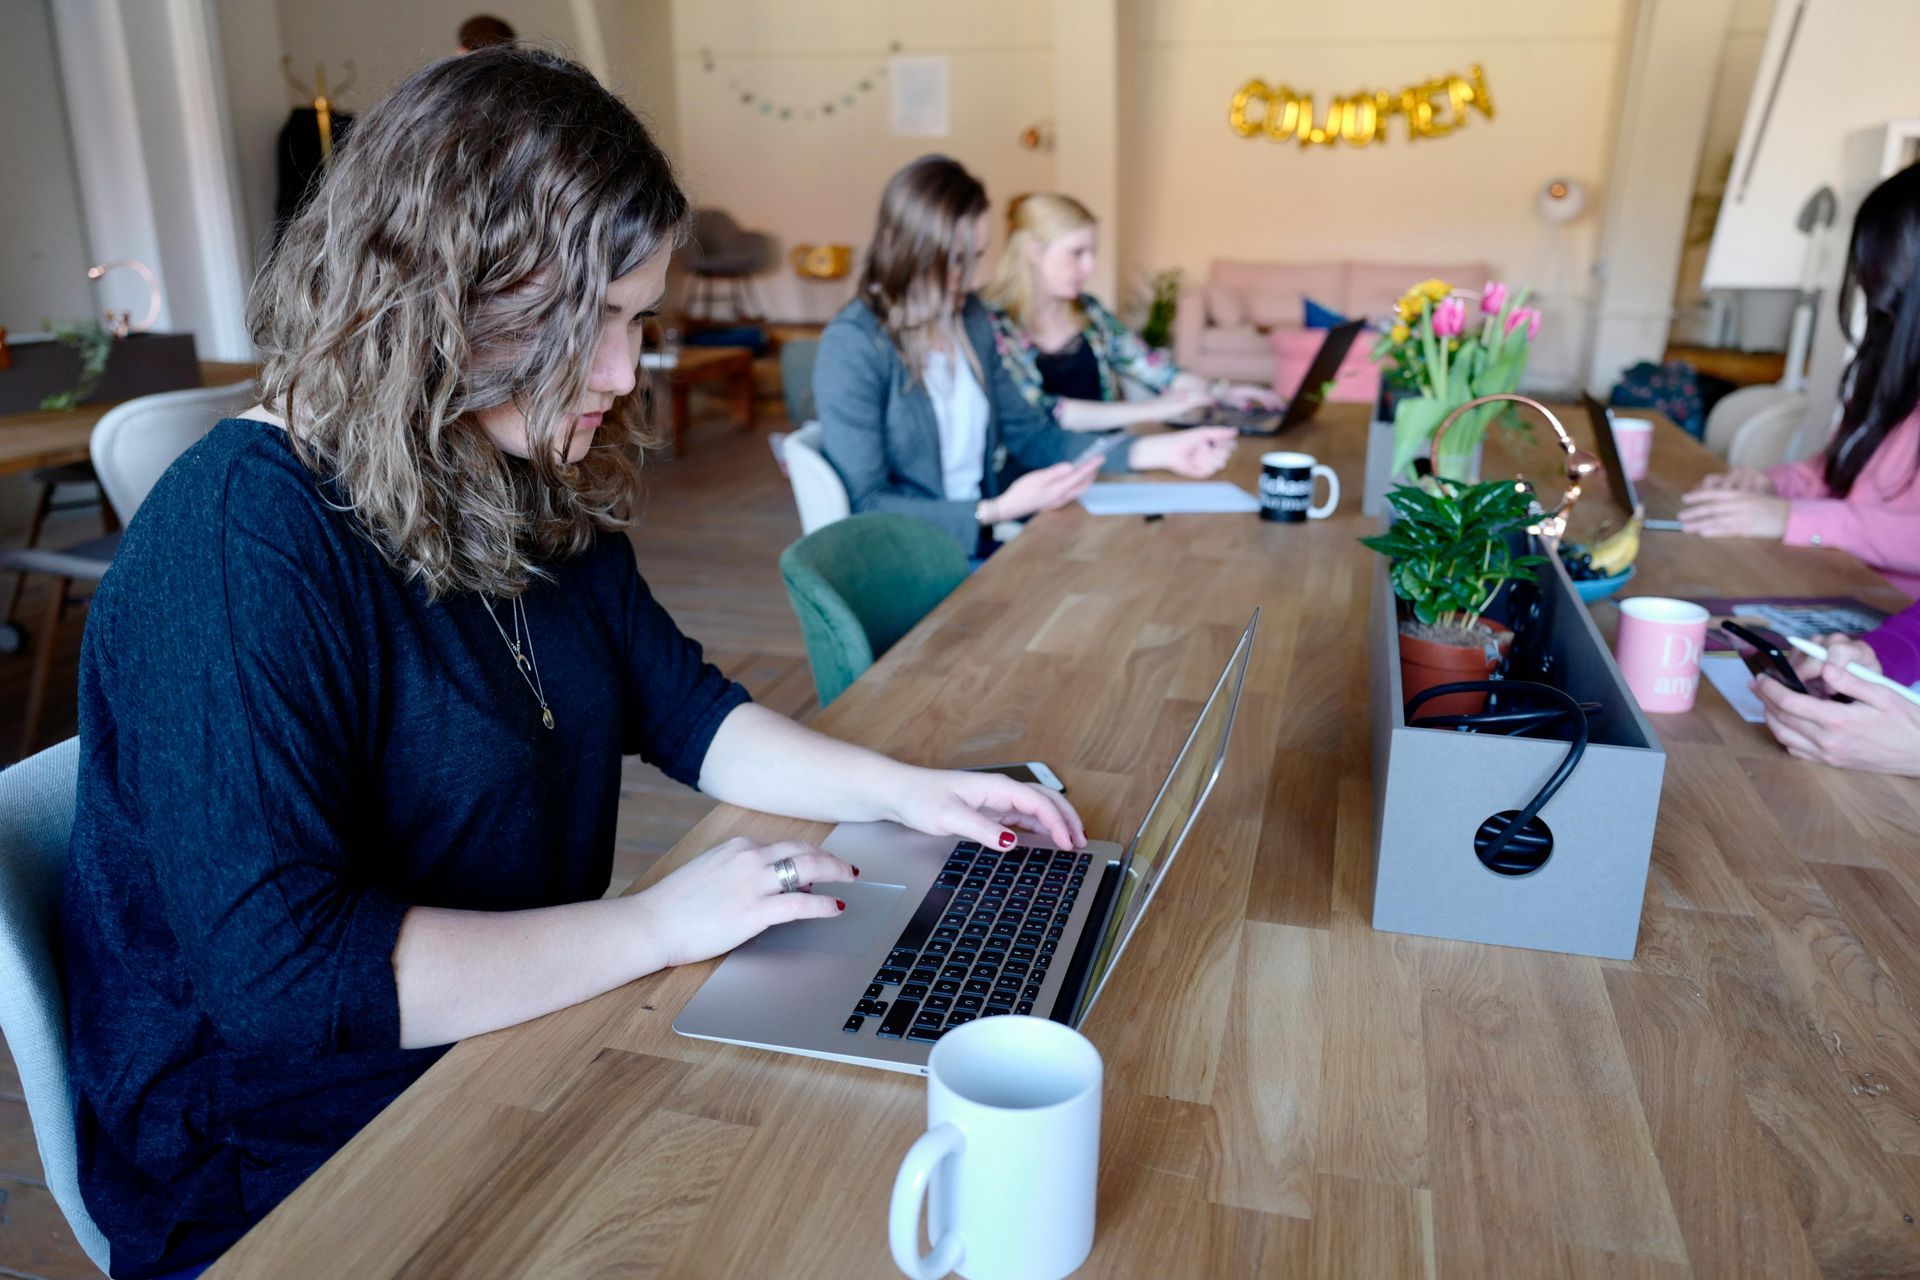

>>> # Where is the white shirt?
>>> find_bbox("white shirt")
[923,349,990,501]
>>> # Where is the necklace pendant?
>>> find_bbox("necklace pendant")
[541,707,555,730]
[516,653,532,673]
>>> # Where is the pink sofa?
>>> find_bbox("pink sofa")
[1173,259,1493,386]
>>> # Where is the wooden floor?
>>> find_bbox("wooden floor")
[0,396,810,1279]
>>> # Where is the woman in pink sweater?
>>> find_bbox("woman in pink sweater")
[1682,163,1920,600]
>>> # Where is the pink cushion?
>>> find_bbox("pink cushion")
[1200,326,1273,358]
[1245,291,1297,328]
[1207,261,1347,328]
[1207,285,1247,327]
[1269,328,1381,403]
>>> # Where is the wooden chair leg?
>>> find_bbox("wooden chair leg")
[19,575,69,759]
[4,481,56,625]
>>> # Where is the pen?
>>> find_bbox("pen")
[1785,635,1920,707]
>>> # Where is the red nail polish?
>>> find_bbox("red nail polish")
[836,899,847,911]
[999,832,1015,847]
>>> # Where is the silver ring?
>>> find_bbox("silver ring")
[773,856,800,894]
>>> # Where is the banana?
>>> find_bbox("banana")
[1586,515,1643,576]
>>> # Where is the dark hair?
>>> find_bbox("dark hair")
[458,14,517,50]
[858,155,990,375]
[1824,162,1920,496]
[251,45,687,599]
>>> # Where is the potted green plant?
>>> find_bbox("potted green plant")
[1361,476,1546,716]
[1137,267,1182,351]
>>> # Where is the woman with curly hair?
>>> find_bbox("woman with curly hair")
[60,48,1081,1279]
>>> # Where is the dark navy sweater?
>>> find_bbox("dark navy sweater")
[60,421,748,1278]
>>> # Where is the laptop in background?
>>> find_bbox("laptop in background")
[674,613,1259,1074]
[1584,393,1683,531]
[1216,319,1366,437]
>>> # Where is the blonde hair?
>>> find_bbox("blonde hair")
[250,46,686,600]
[858,155,990,382]
[982,192,1096,331]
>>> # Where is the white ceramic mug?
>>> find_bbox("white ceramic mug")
[889,1016,1102,1280]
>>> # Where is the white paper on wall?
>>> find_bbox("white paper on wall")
[889,55,950,138]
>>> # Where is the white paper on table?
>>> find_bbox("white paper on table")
[1699,653,1766,723]
[1077,482,1262,516]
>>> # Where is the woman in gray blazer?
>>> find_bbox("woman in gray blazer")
[815,156,1235,555]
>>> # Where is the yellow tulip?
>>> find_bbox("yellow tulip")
[1423,279,1451,301]
[1390,323,1410,344]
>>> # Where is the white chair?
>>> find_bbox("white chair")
[781,422,851,535]
[4,381,253,756]
[0,738,111,1274]
[1704,384,1801,461]
[1726,394,1811,472]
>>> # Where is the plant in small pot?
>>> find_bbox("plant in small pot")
[1361,476,1546,717]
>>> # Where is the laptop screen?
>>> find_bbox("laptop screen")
[1073,613,1257,1023]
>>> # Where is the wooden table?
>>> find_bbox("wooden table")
[657,346,756,457]
[0,361,254,478]
[214,405,1920,1278]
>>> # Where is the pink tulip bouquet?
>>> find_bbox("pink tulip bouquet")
[1371,279,1541,482]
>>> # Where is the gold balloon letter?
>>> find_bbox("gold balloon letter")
[1229,79,1270,137]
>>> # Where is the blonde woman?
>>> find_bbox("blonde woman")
[982,193,1281,430]
[815,159,1236,556]
[60,51,1082,1279]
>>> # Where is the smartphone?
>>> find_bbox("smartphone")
[1721,621,1811,695]
[965,761,1066,793]
[1073,433,1128,468]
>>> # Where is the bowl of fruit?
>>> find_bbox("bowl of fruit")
[1559,520,1640,603]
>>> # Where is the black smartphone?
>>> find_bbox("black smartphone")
[1720,621,1811,695]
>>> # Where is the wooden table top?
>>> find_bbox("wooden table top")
[0,362,254,479]
[214,405,1920,1279]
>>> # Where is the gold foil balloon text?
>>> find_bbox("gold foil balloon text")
[1229,65,1494,148]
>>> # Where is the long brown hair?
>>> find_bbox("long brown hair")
[1825,162,1920,497]
[858,155,989,378]
[250,45,686,599]
[981,192,1095,331]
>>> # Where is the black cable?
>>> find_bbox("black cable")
[1402,680,1591,874]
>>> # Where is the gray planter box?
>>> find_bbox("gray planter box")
[1366,535,1667,960]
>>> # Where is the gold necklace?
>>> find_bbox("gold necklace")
[480,593,553,729]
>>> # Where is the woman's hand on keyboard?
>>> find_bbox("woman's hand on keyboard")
[633,838,859,968]
[887,769,1086,852]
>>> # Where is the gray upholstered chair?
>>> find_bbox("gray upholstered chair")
[684,208,775,322]
[0,737,111,1273]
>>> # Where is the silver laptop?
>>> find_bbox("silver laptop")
[674,612,1258,1074]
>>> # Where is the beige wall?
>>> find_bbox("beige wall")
[1118,0,1633,388]
[597,0,679,158]
[668,0,1057,323]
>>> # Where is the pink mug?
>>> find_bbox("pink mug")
[1613,416,1653,482]
[1615,597,1709,713]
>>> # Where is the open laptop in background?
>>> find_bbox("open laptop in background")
[1585,393,1683,531]
[674,613,1259,1075]
[1213,318,1365,438]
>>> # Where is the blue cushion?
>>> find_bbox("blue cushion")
[1303,297,1349,330]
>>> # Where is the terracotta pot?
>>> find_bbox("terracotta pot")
[1398,617,1511,718]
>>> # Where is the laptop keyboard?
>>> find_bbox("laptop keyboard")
[843,841,1092,1044]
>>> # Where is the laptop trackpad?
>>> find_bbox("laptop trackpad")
[750,881,904,955]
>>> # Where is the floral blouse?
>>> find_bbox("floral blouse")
[985,293,1179,418]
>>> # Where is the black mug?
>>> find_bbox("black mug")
[1259,451,1340,522]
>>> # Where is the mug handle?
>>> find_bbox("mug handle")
[890,1124,966,1280]
[1309,464,1341,519]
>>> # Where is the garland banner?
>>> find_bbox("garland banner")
[1230,65,1493,148]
